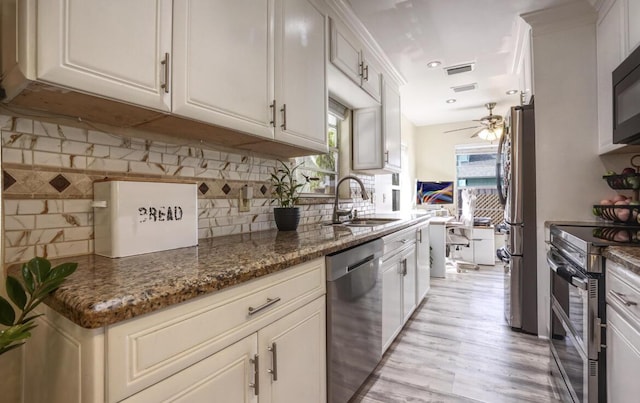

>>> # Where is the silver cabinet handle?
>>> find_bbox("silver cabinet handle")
[359,61,364,77]
[248,297,281,316]
[280,104,287,130]
[401,239,410,244]
[402,259,407,276]
[160,52,170,93]
[270,100,276,127]
[363,64,369,81]
[418,229,422,243]
[384,150,389,163]
[249,354,259,395]
[267,342,278,381]
[611,290,638,306]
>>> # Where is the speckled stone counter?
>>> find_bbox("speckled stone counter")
[605,246,640,276]
[11,214,429,329]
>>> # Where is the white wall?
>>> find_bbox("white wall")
[414,121,488,214]
[525,3,613,338]
[400,115,417,211]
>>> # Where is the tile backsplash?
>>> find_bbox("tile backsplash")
[1,115,374,264]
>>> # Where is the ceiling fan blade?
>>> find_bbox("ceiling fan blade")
[470,128,483,138]
[443,125,482,134]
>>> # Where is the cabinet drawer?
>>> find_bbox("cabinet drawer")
[107,258,325,402]
[382,226,416,257]
[472,227,494,240]
[607,262,640,327]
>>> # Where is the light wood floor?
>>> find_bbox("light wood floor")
[353,264,562,403]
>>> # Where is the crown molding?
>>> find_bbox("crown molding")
[510,18,531,75]
[521,0,597,37]
[323,0,407,86]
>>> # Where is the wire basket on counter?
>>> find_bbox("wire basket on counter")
[593,204,640,225]
[602,173,640,190]
[593,227,640,243]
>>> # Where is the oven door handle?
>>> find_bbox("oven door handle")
[547,250,588,290]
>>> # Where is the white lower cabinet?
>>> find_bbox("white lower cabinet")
[381,226,417,353]
[24,258,326,403]
[123,334,259,403]
[606,261,640,403]
[258,297,326,403]
[415,222,431,303]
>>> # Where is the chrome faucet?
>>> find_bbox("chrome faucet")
[332,175,369,224]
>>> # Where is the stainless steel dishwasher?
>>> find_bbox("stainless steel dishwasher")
[326,238,384,403]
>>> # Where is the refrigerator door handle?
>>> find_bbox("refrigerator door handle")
[496,126,507,206]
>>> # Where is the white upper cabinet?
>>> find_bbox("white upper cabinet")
[625,0,640,53]
[382,79,402,172]
[37,0,172,111]
[360,51,382,101]
[329,18,381,103]
[172,0,274,140]
[274,0,328,153]
[597,0,625,154]
[353,78,401,173]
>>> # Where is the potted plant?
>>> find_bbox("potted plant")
[0,257,77,356]
[269,160,316,231]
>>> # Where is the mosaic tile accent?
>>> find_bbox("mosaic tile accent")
[49,174,71,192]
[1,114,376,265]
[198,182,210,195]
[3,170,16,190]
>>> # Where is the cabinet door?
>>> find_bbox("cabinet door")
[330,18,362,86]
[607,305,640,403]
[274,0,328,153]
[172,0,274,140]
[258,297,326,403]
[37,0,172,111]
[123,334,258,403]
[402,246,417,322]
[352,106,383,170]
[626,0,640,54]
[415,224,431,302]
[361,52,382,103]
[382,256,402,353]
[597,0,625,153]
[382,79,402,172]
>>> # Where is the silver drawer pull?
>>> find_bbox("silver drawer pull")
[248,297,281,316]
[249,354,259,395]
[267,342,278,381]
[400,239,409,244]
[612,291,638,307]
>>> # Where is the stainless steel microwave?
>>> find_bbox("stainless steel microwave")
[613,44,640,144]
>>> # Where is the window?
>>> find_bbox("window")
[455,144,503,225]
[295,113,340,196]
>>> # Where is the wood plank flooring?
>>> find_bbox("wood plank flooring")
[353,264,562,403]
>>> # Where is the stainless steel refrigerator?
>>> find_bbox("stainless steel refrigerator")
[496,103,538,335]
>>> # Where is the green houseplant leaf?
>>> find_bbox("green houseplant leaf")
[6,276,27,310]
[0,297,15,327]
[0,256,77,356]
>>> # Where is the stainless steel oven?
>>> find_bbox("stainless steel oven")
[548,225,608,403]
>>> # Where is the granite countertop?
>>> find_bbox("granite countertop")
[13,213,430,329]
[605,246,640,276]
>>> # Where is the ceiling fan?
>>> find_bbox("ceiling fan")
[444,102,504,140]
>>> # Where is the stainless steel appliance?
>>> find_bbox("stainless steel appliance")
[326,239,384,403]
[547,224,614,402]
[496,102,538,334]
[613,43,640,144]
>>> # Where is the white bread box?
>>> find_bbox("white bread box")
[93,180,198,258]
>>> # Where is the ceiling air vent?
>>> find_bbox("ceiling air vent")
[444,62,475,76]
[451,83,478,93]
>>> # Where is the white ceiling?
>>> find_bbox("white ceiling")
[347,0,581,127]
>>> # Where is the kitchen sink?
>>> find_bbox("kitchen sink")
[324,217,400,227]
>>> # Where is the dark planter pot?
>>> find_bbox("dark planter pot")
[274,207,300,231]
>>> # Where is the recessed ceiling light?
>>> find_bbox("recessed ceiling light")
[446,99,456,104]
[506,89,519,95]
[427,60,442,68]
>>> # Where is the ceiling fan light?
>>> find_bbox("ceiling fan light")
[477,126,503,141]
